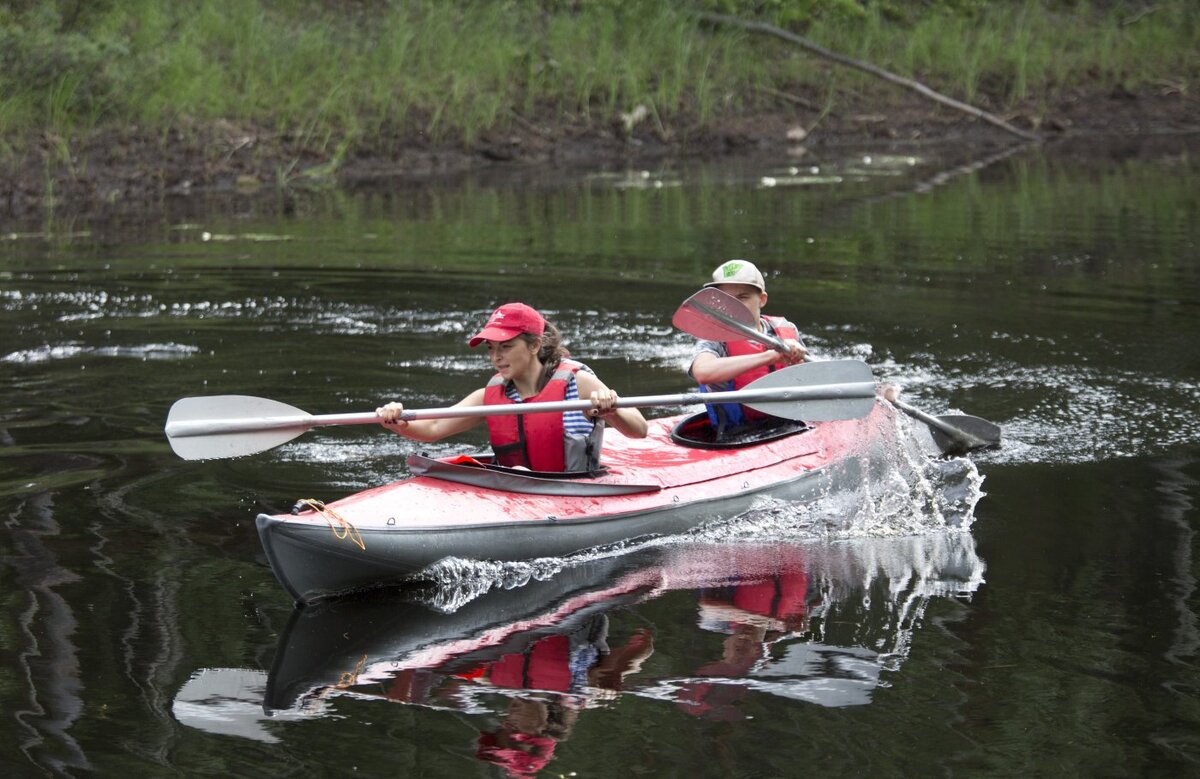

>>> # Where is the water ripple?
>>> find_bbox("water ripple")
[3,343,200,364]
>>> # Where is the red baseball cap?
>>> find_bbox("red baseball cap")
[468,303,546,347]
[476,731,556,775]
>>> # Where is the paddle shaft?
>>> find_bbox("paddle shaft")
[164,382,877,439]
[713,307,789,347]
[890,398,991,450]
[718,315,790,352]
[740,332,997,449]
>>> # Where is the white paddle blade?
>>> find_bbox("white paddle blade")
[167,395,308,425]
[167,426,309,461]
[166,395,312,460]
[743,360,877,421]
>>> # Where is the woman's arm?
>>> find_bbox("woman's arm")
[376,387,488,442]
[576,371,648,439]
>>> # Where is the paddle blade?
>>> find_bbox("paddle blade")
[742,360,877,421]
[890,398,1002,455]
[166,395,312,460]
[926,414,1002,454]
[672,288,761,342]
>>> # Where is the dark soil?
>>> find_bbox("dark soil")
[2,85,1197,225]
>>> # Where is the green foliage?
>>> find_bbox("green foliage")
[0,0,1196,145]
[0,3,128,131]
[695,0,867,28]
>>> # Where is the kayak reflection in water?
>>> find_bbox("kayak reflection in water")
[302,571,814,772]
[377,302,647,473]
[228,538,982,770]
[688,260,809,439]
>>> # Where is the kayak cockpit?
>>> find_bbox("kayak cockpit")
[669,411,811,450]
[406,453,661,496]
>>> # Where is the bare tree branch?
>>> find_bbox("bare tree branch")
[697,11,1041,143]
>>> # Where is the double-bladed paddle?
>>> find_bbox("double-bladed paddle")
[165,359,878,461]
[673,287,1001,454]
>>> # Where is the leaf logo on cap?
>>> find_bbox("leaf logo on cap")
[721,262,744,278]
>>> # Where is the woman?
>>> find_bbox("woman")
[377,302,648,473]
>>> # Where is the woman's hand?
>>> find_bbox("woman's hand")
[587,388,619,420]
[576,371,647,438]
[376,401,409,428]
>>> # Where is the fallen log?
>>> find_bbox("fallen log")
[697,11,1041,143]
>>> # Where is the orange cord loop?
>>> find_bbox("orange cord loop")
[296,498,366,551]
[336,654,368,689]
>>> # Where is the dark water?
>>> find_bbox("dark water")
[3,138,1199,775]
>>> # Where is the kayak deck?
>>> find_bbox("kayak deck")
[257,403,899,603]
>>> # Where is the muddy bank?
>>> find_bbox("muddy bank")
[2,86,1197,227]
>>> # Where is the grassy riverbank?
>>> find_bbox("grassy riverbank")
[1,1,1197,215]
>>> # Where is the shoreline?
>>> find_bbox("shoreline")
[3,86,1197,226]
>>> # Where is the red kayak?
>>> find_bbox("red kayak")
[165,307,998,606]
[256,401,909,604]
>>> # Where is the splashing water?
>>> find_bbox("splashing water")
[412,556,573,614]
[401,414,984,613]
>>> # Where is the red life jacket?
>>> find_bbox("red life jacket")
[731,572,809,623]
[487,634,572,692]
[484,359,589,472]
[703,316,799,427]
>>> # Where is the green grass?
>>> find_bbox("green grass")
[0,1,1196,154]
[821,1,1198,107]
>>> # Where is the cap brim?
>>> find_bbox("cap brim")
[467,326,523,347]
[704,280,764,292]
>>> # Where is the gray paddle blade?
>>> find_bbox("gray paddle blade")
[926,414,1002,454]
[165,395,311,460]
[743,360,877,421]
[890,398,1002,454]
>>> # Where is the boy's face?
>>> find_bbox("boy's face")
[713,283,768,320]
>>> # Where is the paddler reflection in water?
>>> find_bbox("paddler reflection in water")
[471,617,653,777]
[380,614,653,778]
[377,302,647,472]
[676,555,814,721]
[688,259,809,439]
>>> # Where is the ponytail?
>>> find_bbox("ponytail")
[518,321,569,391]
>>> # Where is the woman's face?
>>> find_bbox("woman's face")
[486,335,539,379]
